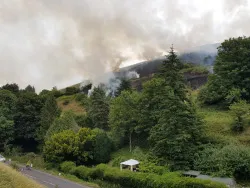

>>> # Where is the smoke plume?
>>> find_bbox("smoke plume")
[0,0,250,91]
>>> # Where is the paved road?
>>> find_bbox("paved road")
[20,168,90,188]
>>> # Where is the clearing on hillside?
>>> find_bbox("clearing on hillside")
[57,95,86,115]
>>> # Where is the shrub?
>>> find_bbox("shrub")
[60,161,76,174]
[65,87,80,95]
[139,161,168,175]
[73,165,93,180]
[64,163,226,188]
[195,144,250,181]
[63,100,69,105]
[10,162,19,171]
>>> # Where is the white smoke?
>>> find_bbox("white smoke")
[126,71,140,79]
[0,0,250,91]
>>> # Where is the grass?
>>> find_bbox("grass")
[0,162,44,188]
[9,153,46,169]
[198,105,250,145]
[57,95,86,115]
[9,153,99,188]
[44,169,99,188]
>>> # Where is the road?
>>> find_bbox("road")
[20,168,90,188]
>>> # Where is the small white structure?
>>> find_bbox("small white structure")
[120,159,139,171]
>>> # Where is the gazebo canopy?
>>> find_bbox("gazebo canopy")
[120,159,139,166]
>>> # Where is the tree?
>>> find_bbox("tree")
[39,89,51,96]
[52,87,63,98]
[24,85,36,93]
[92,128,113,163]
[45,111,79,140]
[148,46,204,170]
[109,90,140,151]
[158,45,186,100]
[149,89,205,170]
[37,94,60,143]
[0,90,17,119]
[138,78,168,133]
[0,111,14,151]
[0,83,19,94]
[115,79,132,96]
[229,100,250,133]
[0,90,16,151]
[88,87,109,130]
[199,36,250,104]
[65,87,80,95]
[43,130,79,163]
[43,128,111,164]
[13,92,43,151]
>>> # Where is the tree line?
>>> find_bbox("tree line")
[1,37,250,180]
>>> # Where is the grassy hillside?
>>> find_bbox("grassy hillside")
[57,95,86,115]
[0,163,44,188]
[198,105,250,145]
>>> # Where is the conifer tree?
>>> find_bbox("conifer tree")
[158,45,186,100]
[88,87,109,130]
[37,94,60,143]
[45,111,79,140]
[149,46,205,170]
[115,79,132,97]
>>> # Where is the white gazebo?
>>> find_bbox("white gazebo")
[120,159,139,171]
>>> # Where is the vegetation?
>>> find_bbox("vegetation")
[59,163,226,188]
[198,36,250,105]
[0,162,44,188]
[2,37,250,187]
[181,63,209,74]
[88,87,110,130]
[109,90,140,151]
[43,128,112,165]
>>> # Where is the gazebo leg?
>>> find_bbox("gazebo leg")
[131,165,133,171]
[120,164,122,171]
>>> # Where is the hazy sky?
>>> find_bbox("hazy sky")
[0,0,250,91]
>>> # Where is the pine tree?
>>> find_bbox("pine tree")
[45,111,79,140]
[24,85,36,93]
[37,94,60,143]
[115,79,132,97]
[148,46,205,170]
[88,87,109,130]
[158,45,186,100]
[149,93,204,170]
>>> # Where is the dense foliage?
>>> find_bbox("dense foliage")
[199,36,250,105]
[2,38,250,187]
[43,128,112,164]
[37,94,60,143]
[195,145,250,181]
[59,163,226,188]
[109,90,140,150]
[45,111,79,140]
[88,87,110,130]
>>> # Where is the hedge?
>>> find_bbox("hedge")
[61,163,226,188]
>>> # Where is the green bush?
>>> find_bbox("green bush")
[195,145,250,181]
[65,87,80,95]
[60,161,76,174]
[73,165,93,180]
[65,163,226,188]
[10,162,20,171]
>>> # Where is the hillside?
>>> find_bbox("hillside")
[0,163,44,188]
[57,95,86,115]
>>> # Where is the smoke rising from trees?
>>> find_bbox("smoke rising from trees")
[0,0,249,90]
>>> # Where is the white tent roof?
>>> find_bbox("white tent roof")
[120,159,139,166]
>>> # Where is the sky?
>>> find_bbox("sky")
[0,0,250,91]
